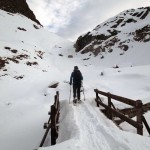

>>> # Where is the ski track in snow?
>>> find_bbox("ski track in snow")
[73,101,130,150]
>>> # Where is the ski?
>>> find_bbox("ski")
[73,99,82,106]
[73,99,77,104]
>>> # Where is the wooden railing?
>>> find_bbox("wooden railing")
[94,89,150,135]
[39,91,60,148]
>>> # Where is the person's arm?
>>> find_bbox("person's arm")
[79,70,83,81]
[80,71,83,86]
[81,72,83,81]
[70,72,73,85]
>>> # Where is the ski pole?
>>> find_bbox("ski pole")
[82,84,85,101]
[69,84,71,104]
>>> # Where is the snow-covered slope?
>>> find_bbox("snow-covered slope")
[0,9,75,79]
[0,7,150,150]
[75,7,150,67]
[0,9,75,150]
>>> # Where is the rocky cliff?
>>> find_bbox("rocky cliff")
[0,0,41,25]
[75,7,150,56]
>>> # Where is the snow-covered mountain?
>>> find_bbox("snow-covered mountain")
[75,7,150,66]
[0,4,150,150]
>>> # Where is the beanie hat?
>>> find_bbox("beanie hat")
[74,66,78,70]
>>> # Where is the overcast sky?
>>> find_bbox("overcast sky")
[26,0,150,41]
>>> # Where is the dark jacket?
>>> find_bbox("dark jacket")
[70,69,83,85]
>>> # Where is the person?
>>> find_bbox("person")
[70,66,83,102]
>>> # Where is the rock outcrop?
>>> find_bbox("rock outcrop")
[75,7,150,56]
[0,0,41,25]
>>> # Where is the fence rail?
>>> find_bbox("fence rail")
[94,89,150,136]
[39,91,60,148]
[95,89,136,106]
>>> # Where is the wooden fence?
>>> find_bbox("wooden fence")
[39,91,60,148]
[94,89,150,136]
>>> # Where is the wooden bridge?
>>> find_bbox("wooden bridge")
[94,89,150,136]
[35,89,150,149]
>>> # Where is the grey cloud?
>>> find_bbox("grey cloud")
[54,0,128,41]
[27,0,150,41]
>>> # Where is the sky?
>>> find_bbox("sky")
[26,0,150,41]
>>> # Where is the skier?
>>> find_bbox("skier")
[70,66,83,103]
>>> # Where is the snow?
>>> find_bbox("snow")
[91,7,150,36]
[38,100,150,150]
[79,7,150,68]
[0,9,150,150]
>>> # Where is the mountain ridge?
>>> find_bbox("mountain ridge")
[75,7,150,56]
[0,0,41,25]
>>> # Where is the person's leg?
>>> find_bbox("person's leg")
[77,84,81,100]
[73,84,77,99]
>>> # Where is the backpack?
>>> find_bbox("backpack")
[73,70,82,84]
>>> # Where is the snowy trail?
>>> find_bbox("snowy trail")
[39,100,150,150]
[73,101,131,150]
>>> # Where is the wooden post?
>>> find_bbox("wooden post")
[39,91,60,148]
[51,105,56,145]
[57,91,60,111]
[48,107,51,124]
[43,123,49,129]
[96,92,99,107]
[108,93,112,120]
[56,91,59,98]
[56,91,60,133]
[136,100,143,135]
[39,122,51,147]
[97,100,142,129]
[142,116,150,135]
[54,95,57,107]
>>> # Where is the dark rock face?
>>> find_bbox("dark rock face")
[75,7,150,56]
[75,32,92,52]
[0,0,41,25]
[133,25,150,42]
[0,57,6,70]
